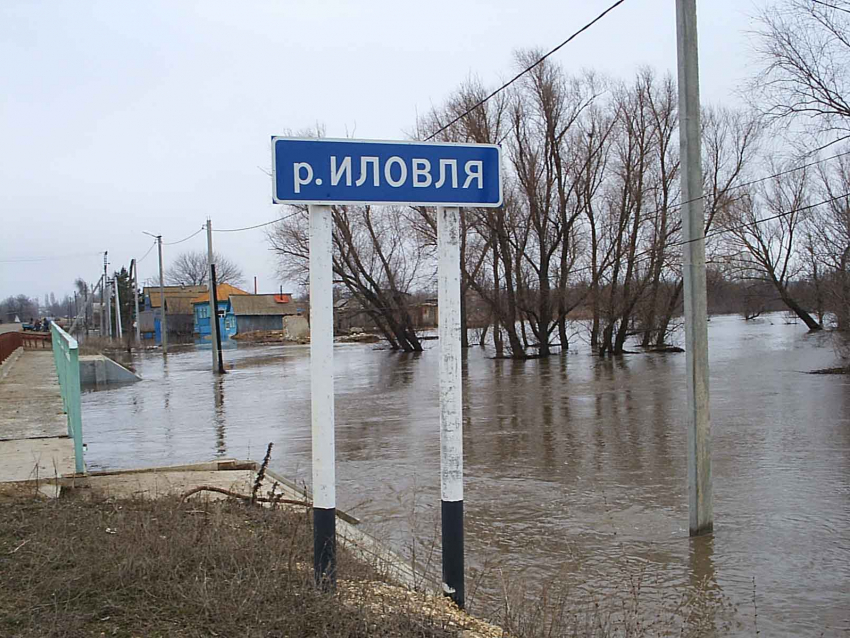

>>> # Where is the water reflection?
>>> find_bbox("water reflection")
[213,375,225,457]
[80,315,850,636]
[689,534,718,630]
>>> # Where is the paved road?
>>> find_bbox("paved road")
[0,350,76,484]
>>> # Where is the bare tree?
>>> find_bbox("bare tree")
[750,0,850,132]
[419,58,602,358]
[718,166,822,330]
[268,205,429,352]
[415,76,509,350]
[505,53,599,356]
[810,151,850,328]
[1,295,38,323]
[650,106,763,346]
[165,251,244,287]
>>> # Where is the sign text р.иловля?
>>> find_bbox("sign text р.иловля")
[272,138,502,207]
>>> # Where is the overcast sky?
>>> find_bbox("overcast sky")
[0,0,767,303]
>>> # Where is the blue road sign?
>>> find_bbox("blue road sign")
[272,137,502,207]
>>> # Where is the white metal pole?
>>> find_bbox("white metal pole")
[104,253,113,339]
[438,205,464,608]
[114,277,123,339]
[157,236,168,354]
[309,203,336,586]
[131,259,141,346]
[206,219,220,372]
[102,252,108,337]
[98,276,104,336]
[106,279,113,339]
[676,0,713,536]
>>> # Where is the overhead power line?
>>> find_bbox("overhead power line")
[213,211,300,233]
[424,0,628,141]
[136,240,158,264]
[163,226,205,245]
[654,145,850,222]
[699,191,850,245]
[555,189,850,281]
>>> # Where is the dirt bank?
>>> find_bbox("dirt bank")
[0,495,500,638]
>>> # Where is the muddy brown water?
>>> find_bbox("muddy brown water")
[82,314,850,636]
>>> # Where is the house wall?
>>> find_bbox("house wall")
[236,315,284,333]
[166,314,195,337]
[282,315,309,341]
[194,301,234,342]
[147,312,193,344]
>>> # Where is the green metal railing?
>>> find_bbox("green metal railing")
[50,322,84,474]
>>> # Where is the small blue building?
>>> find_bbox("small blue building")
[192,284,248,343]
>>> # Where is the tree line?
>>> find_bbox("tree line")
[270,3,850,359]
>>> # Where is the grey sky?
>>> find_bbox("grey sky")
[0,0,764,302]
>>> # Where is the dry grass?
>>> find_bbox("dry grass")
[483,567,738,638]
[0,496,465,638]
[0,491,742,638]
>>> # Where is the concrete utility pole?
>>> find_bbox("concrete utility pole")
[144,233,169,354]
[206,219,221,373]
[676,0,713,536]
[438,206,464,608]
[107,278,113,338]
[157,236,167,353]
[131,259,141,346]
[210,264,225,374]
[102,252,108,337]
[113,277,123,339]
[309,204,336,587]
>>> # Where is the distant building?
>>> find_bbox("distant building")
[333,296,378,333]
[228,293,299,334]
[141,285,207,343]
[333,294,438,333]
[191,284,250,342]
[411,298,438,328]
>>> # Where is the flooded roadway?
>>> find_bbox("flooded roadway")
[81,314,850,636]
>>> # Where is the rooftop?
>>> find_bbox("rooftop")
[229,294,298,316]
[191,283,250,305]
[142,286,207,315]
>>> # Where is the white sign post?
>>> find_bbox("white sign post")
[437,205,464,605]
[272,138,501,606]
[309,203,337,585]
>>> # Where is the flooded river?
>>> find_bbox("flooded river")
[81,314,850,636]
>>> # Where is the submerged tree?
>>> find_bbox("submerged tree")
[268,205,428,352]
[717,166,822,330]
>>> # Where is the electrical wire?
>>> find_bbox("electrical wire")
[645,145,850,223]
[136,240,157,264]
[424,0,628,141]
[541,189,850,281]
[700,191,850,245]
[213,211,301,233]
[163,226,205,245]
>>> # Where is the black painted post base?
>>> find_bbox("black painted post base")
[313,507,336,589]
[441,499,464,609]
